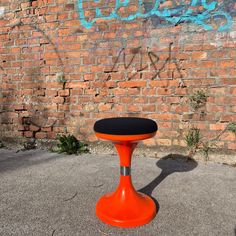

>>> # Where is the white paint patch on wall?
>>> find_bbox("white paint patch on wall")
[210,30,236,47]
[229,31,236,41]
[0,7,5,18]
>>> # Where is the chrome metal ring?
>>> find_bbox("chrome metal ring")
[120,166,131,176]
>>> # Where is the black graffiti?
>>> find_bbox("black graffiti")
[104,42,183,81]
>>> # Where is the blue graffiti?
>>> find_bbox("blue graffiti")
[77,0,233,31]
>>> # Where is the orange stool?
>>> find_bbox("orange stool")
[94,117,158,227]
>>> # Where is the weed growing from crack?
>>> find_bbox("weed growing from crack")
[53,134,89,155]
[185,127,201,157]
[226,122,236,135]
[185,123,236,162]
[56,72,66,83]
[189,90,208,110]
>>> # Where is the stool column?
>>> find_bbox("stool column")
[114,142,137,196]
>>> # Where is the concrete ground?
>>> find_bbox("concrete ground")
[0,148,235,236]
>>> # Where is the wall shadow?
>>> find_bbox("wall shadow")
[139,154,198,197]
[0,150,63,174]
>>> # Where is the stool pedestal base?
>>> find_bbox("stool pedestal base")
[96,140,157,228]
[96,179,156,227]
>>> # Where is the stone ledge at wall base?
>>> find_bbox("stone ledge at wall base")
[89,141,236,166]
[0,137,57,152]
[0,138,235,166]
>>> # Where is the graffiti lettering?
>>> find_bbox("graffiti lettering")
[104,43,183,81]
[77,0,233,31]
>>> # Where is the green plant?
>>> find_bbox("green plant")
[56,72,66,83]
[199,141,211,162]
[185,127,201,157]
[185,127,212,161]
[55,134,89,155]
[23,140,36,150]
[226,122,236,135]
[200,141,219,162]
[189,90,208,110]
[185,122,236,162]
[0,140,4,148]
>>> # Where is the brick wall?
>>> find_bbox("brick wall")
[0,0,236,150]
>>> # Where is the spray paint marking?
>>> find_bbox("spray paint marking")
[77,0,233,31]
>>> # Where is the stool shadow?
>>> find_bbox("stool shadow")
[138,154,198,199]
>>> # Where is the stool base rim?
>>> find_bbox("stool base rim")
[96,192,157,228]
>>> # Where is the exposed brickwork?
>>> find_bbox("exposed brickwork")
[0,0,236,151]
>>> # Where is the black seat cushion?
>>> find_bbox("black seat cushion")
[94,117,158,135]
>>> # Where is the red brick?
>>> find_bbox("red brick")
[127,105,141,112]
[41,127,52,132]
[191,51,207,60]
[210,123,226,131]
[65,82,88,89]
[221,78,236,85]
[58,89,70,97]
[209,87,225,95]
[221,132,236,141]
[18,125,27,131]
[219,60,235,68]
[228,143,236,150]
[24,131,33,138]
[199,61,216,68]
[52,97,64,103]
[156,139,172,146]
[119,81,146,88]
[98,103,112,112]
[157,88,173,95]
[30,125,40,132]
[143,138,156,146]
[207,105,225,113]
[220,115,236,122]
[47,132,57,139]
[35,132,47,139]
